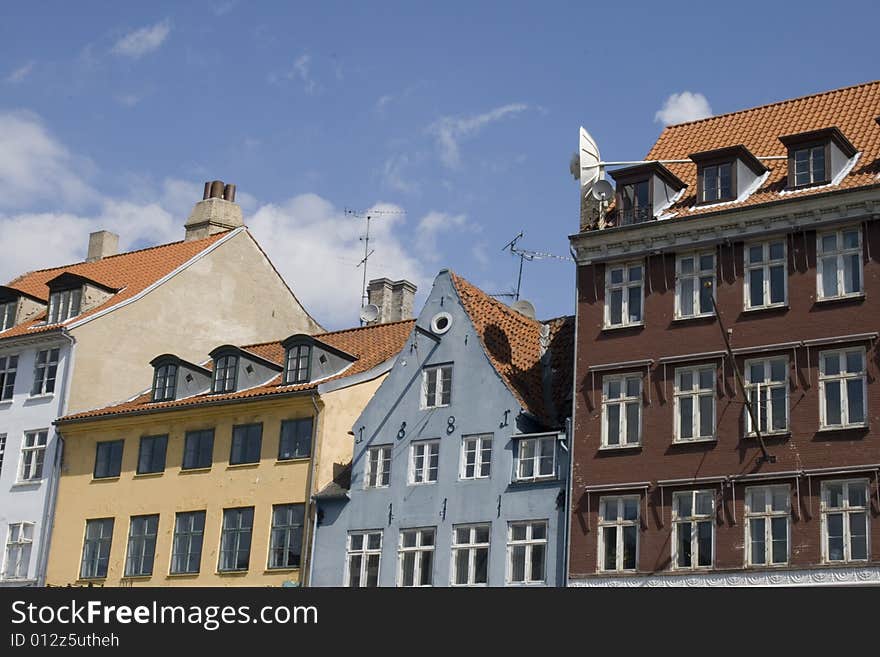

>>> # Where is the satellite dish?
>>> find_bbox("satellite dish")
[591,179,614,202]
[511,299,536,319]
[579,126,603,191]
[359,303,380,323]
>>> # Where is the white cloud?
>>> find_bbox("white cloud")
[5,61,35,83]
[111,20,171,58]
[654,91,713,126]
[382,154,419,194]
[428,103,528,168]
[415,211,472,261]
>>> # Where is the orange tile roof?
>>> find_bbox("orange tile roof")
[450,272,573,427]
[643,80,880,218]
[58,319,415,422]
[0,230,234,339]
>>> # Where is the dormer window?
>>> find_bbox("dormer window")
[619,179,650,225]
[212,354,238,393]
[780,127,857,190]
[690,145,767,206]
[0,300,15,331]
[152,363,178,402]
[609,163,685,227]
[47,288,81,324]
[701,162,733,203]
[285,344,312,384]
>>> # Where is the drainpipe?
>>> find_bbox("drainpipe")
[564,246,580,588]
[301,393,322,587]
[37,329,76,586]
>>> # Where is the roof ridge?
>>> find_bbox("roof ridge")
[239,318,417,350]
[659,79,880,131]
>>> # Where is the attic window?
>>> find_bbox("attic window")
[792,143,827,187]
[152,362,178,402]
[285,344,311,384]
[700,162,733,203]
[47,288,81,324]
[690,145,766,206]
[780,127,857,190]
[618,179,651,225]
[0,300,15,331]
[212,354,238,393]
[608,163,686,227]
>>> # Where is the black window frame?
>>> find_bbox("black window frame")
[218,506,254,572]
[211,354,239,394]
[229,423,263,465]
[93,439,124,479]
[278,417,314,461]
[170,510,206,575]
[136,434,168,475]
[268,503,305,570]
[182,429,215,470]
[284,343,312,384]
[151,363,178,402]
[697,160,736,204]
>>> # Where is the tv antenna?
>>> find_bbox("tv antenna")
[345,207,406,320]
[501,231,574,302]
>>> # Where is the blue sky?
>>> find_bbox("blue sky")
[1,1,878,328]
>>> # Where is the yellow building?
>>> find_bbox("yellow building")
[46,319,413,587]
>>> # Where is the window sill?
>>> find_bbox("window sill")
[216,569,249,576]
[459,476,492,483]
[816,424,868,434]
[133,472,164,479]
[76,578,107,584]
[671,314,715,324]
[11,480,43,488]
[166,572,200,578]
[0,399,13,407]
[744,431,790,440]
[120,575,153,581]
[742,304,788,314]
[179,467,212,474]
[276,456,311,464]
[408,481,438,487]
[91,476,121,482]
[671,437,717,445]
[601,322,645,332]
[226,462,260,470]
[25,393,55,401]
[511,476,557,485]
[814,293,865,305]
[265,567,301,574]
[363,486,390,491]
[598,444,641,452]
[421,404,451,411]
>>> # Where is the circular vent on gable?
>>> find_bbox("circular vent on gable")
[430,312,453,335]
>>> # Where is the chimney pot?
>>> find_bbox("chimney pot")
[209,180,225,199]
[224,183,236,202]
[203,182,211,200]
[86,230,120,262]
[367,278,417,324]
[184,180,244,241]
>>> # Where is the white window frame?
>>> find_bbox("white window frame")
[821,479,869,563]
[18,429,48,482]
[0,300,16,332]
[744,357,789,436]
[451,523,491,587]
[47,287,82,325]
[506,520,548,585]
[675,252,716,319]
[673,366,716,442]
[743,239,787,310]
[460,434,492,480]
[744,485,790,567]
[124,514,159,577]
[0,354,17,401]
[421,364,452,409]
[2,522,35,580]
[601,374,642,448]
[819,348,867,430]
[0,433,6,476]
[408,440,439,485]
[817,227,863,300]
[604,261,644,328]
[30,348,59,397]
[364,445,392,489]
[397,527,435,587]
[672,490,715,570]
[346,530,382,587]
[597,496,639,573]
[514,435,556,481]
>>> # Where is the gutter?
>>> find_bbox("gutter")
[304,393,322,588]
[563,244,578,588]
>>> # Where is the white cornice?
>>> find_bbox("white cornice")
[570,565,880,587]
[570,186,880,265]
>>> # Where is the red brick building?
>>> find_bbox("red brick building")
[568,81,880,586]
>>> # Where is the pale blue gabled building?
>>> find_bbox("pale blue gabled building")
[309,269,573,587]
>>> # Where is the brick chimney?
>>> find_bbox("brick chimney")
[367,278,417,324]
[184,180,243,241]
[86,230,119,262]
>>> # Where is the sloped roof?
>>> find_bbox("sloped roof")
[449,272,573,427]
[0,230,234,339]
[58,319,415,423]
[643,80,880,218]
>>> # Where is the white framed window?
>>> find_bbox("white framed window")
[819,349,867,429]
[19,430,48,482]
[0,433,6,475]
[31,348,59,396]
[211,354,238,393]
[601,374,641,448]
[460,434,492,480]
[604,262,644,328]
[409,440,439,485]
[364,445,391,489]
[672,490,715,569]
[674,366,715,441]
[817,227,862,300]
[744,357,789,435]
[745,486,790,567]
[421,364,452,408]
[514,435,556,481]
[792,144,826,186]
[451,523,490,586]
[0,355,17,400]
[675,252,715,318]
[507,521,547,585]
[346,530,382,587]
[47,288,82,324]
[598,496,639,572]
[2,522,34,580]
[822,480,869,563]
[0,300,16,332]
[744,240,786,310]
[398,527,435,587]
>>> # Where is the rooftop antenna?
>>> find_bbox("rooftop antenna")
[501,231,574,301]
[345,207,406,323]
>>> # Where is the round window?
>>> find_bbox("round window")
[430,312,453,335]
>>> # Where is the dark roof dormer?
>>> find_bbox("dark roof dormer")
[608,162,686,226]
[44,272,118,325]
[0,286,45,332]
[689,144,768,205]
[779,126,858,190]
[148,354,212,402]
[208,345,282,394]
[280,334,357,386]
